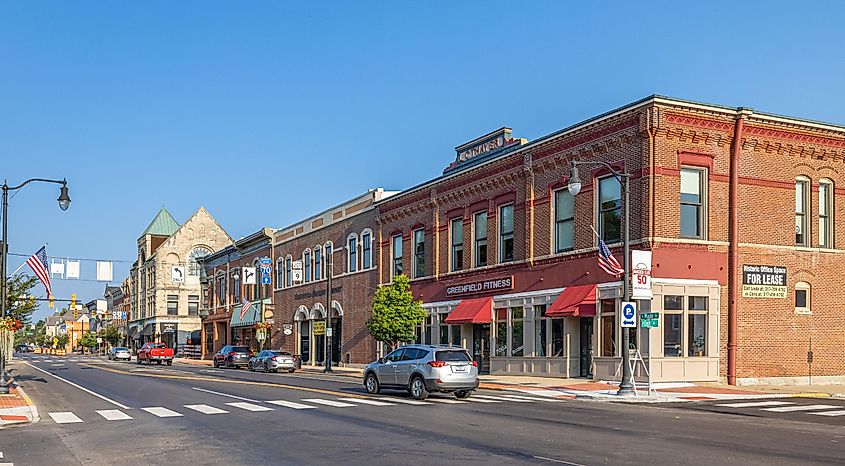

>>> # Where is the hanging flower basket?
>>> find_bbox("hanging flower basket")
[254,322,272,331]
[0,317,22,333]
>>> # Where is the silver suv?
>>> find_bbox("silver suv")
[363,345,479,400]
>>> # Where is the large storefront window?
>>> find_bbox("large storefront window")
[494,307,525,357]
[534,305,547,357]
[663,295,683,357]
[688,296,707,357]
[600,299,615,357]
[495,309,507,356]
[511,308,524,356]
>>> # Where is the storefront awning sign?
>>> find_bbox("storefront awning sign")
[545,285,597,317]
[443,297,493,324]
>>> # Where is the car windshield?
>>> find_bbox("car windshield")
[435,350,471,362]
[151,344,165,349]
[114,347,128,351]
[270,351,291,356]
[231,347,250,353]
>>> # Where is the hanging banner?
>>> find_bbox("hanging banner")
[96,261,113,282]
[50,260,65,278]
[66,260,80,279]
[630,250,653,300]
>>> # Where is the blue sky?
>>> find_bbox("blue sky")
[2,1,843,320]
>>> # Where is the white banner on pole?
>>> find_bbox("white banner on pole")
[631,250,653,300]
[50,260,65,278]
[96,261,113,282]
[66,260,80,279]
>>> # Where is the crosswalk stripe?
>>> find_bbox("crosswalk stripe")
[500,394,566,403]
[464,397,502,403]
[266,400,317,410]
[426,398,468,404]
[372,397,431,405]
[716,401,794,408]
[301,399,357,408]
[184,404,229,415]
[337,397,394,406]
[761,404,839,413]
[226,402,274,412]
[809,410,845,417]
[48,412,84,424]
[141,407,183,417]
[473,394,533,403]
[96,410,133,421]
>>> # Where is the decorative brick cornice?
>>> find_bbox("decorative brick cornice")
[664,112,733,131]
[533,117,640,160]
[745,125,845,149]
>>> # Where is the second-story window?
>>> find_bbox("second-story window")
[325,242,333,277]
[348,236,358,273]
[795,177,809,246]
[304,250,312,283]
[819,179,833,248]
[680,167,706,239]
[555,189,574,252]
[285,256,292,287]
[362,231,372,269]
[217,275,226,306]
[499,205,514,263]
[314,246,322,281]
[450,217,463,272]
[392,234,403,277]
[474,211,487,267]
[233,273,241,302]
[598,176,622,242]
[413,229,425,278]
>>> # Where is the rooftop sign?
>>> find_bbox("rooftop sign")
[444,128,525,174]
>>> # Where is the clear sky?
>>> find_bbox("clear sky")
[2,1,844,320]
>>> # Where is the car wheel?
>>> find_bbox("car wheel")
[364,372,381,395]
[454,390,472,399]
[264,363,271,373]
[166,360,172,366]
[156,360,162,365]
[409,376,429,400]
[136,357,141,365]
[287,369,295,373]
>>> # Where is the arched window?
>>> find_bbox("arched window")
[285,255,293,287]
[795,176,810,246]
[347,234,358,273]
[795,282,811,315]
[276,257,285,289]
[324,241,334,278]
[819,179,834,248]
[188,246,212,276]
[303,249,312,283]
[361,229,372,269]
[314,245,323,281]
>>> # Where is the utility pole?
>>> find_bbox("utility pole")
[323,253,333,373]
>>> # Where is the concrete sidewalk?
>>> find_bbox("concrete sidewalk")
[0,365,39,428]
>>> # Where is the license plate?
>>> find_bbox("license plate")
[452,365,467,372]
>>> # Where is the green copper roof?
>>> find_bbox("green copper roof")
[142,207,181,236]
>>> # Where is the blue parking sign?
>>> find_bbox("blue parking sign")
[621,301,637,328]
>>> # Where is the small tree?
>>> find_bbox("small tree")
[99,325,122,347]
[55,333,69,350]
[78,331,98,353]
[366,274,426,351]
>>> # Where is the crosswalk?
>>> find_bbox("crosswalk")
[44,392,564,425]
[714,400,845,418]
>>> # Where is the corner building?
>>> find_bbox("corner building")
[376,97,845,384]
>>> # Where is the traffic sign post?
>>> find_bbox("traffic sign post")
[621,301,637,328]
[640,312,659,329]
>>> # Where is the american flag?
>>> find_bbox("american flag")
[26,246,52,299]
[597,238,624,276]
[240,296,252,319]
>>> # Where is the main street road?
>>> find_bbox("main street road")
[1,355,843,466]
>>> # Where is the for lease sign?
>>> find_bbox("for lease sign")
[742,264,787,298]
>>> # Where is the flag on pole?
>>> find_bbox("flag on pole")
[240,297,252,319]
[597,238,624,276]
[26,246,52,298]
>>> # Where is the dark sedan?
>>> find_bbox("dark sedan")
[212,345,252,369]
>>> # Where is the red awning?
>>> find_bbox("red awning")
[546,285,597,317]
[443,297,493,324]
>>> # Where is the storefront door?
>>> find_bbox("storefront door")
[473,324,490,374]
[579,317,593,378]
[330,317,342,364]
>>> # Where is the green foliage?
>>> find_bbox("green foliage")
[366,274,426,350]
[34,320,47,346]
[98,325,122,346]
[4,275,38,325]
[78,331,98,349]
[55,333,69,348]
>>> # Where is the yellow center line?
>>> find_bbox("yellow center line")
[80,363,366,398]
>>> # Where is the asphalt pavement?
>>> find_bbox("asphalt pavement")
[1,354,843,466]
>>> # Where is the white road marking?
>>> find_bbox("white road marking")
[372,397,431,405]
[500,394,567,403]
[48,412,84,424]
[184,404,229,415]
[716,401,794,408]
[201,369,223,373]
[473,394,533,403]
[96,410,133,421]
[426,398,468,404]
[266,400,316,410]
[1,450,4,458]
[337,397,394,406]
[534,455,586,466]
[141,407,183,418]
[24,362,131,410]
[464,397,502,403]
[761,404,839,413]
[226,402,274,412]
[301,398,356,408]
[809,410,845,416]
[50,364,64,367]
[192,387,261,402]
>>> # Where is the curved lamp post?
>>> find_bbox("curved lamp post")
[568,162,635,397]
[1,178,71,394]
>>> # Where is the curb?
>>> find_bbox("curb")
[15,385,39,425]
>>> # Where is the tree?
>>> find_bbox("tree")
[366,274,426,350]
[55,333,69,349]
[78,331,98,352]
[98,325,122,347]
[4,276,38,325]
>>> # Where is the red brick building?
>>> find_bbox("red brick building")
[272,189,397,367]
[375,96,845,384]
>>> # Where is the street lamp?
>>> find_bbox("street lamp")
[568,161,635,397]
[1,178,70,394]
[323,253,334,374]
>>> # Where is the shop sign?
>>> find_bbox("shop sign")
[630,250,653,300]
[445,276,514,297]
[162,324,176,334]
[640,312,659,329]
[742,264,787,298]
[444,128,524,174]
[294,286,342,300]
[283,324,293,336]
[313,321,326,336]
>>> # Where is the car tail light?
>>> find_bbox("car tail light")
[472,361,478,367]
[273,356,281,361]
[227,351,236,357]
[428,361,447,368]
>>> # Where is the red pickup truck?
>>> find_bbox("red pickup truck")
[137,343,174,366]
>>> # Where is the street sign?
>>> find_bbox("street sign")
[260,257,272,265]
[326,327,333,337]
[261,275,272,285]
[621,301,637,328]
[256,330,266,342]
[243,267,257,285]
[260,265,272,276]
[313,321,326,336]
[640,312,659,329]
[171,266,185,283]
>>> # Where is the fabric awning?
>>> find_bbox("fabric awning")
[443,297,493,324]
[546,285,597,317]
[142,323,155,336]
[231,301,262,328]
[128,326,140,339]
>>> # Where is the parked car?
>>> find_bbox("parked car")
[363,345,479,400]
[14,344,32,353]
[136,342,174,365]
[248,350,296,373]
[212,345,252,369]
[108,346,131,361]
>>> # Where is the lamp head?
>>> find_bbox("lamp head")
[567,162,582,196]
[57,183,71,211]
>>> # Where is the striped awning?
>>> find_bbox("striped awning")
[231,301,262,328]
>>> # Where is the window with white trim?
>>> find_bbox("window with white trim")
[324,242,333,277]
[795,282,811,315]
[819,179,833,248]
[473,210,487,267]
[361,231,372,269]
[304,250,312,283]
[276,258,284,288]
[554,189,574,252]
[392,235,403,278]
[314,245,322,281]
[795,177,809,246]
[413,228,425,278]
[347,235,358,273]
[680,167,706,239]
[598,176,622,242]
[450,218,463,272]
[285,256,292,287]
[499,204,514,263]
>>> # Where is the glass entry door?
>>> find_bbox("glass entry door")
[473,324,490,374]
[579,317,594,378]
